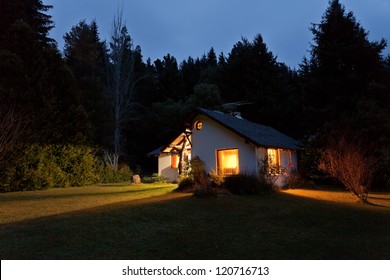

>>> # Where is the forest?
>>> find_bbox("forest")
[0,0,389,192]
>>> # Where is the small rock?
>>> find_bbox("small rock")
[132,174,141,184]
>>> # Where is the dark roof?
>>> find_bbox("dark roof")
[195,107,304,150]
[147,146,163,156]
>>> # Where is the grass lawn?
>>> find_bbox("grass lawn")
[0,183,389,259]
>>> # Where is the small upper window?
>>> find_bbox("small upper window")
[194,121,203,130]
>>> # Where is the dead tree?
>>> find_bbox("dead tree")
[0,106,24,162]
[105,10,136,170]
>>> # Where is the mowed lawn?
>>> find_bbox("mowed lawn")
[0,183,389,260]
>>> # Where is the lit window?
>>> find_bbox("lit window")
[267,148,280,174]
[217,149,239,176]
[171,154,179,169]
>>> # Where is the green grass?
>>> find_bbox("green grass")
[0,184,389,259]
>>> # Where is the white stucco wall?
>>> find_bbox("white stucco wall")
[191,114,258,175]
[158,154,179,182]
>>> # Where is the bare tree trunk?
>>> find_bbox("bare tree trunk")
[0,106,25,162]
[105,9,136,170]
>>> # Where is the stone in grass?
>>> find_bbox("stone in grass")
[132,174,141,184]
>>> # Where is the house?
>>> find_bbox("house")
[148,107,304,186]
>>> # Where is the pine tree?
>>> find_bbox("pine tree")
[0,0,54,45]
[0,0,90,144]
[301,0,387,129]
[64,20,108,145]
[300,0,390,189]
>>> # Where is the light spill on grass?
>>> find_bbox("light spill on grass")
[0,183,179,224]
[283,187,390,207]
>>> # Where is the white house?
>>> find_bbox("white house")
[149,108,304,186]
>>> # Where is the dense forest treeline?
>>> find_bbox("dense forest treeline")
[1,0,389,191]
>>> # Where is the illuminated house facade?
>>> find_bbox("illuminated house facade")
[149,108,303,186]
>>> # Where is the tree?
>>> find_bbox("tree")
[0,0,54,46]
[0,106,25,162]
[298,0,390,185]
[64,20,108,145]
[215,34,297,132]
[0,2,90,145]
[154,54,184,100]
[300,0,387,132]
[318,135,377,203]
[186,83,222,109]
[105,11,142,169]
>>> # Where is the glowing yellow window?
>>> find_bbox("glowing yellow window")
[171,154,179,169]
[217,149,239,176]
[267,148,280,174]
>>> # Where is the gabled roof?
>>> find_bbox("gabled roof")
[194,107,304,150]
[147,132,191,156]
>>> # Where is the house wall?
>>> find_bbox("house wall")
[191,114,258,175]
[158,154,179,182]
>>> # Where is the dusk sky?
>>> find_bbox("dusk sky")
[43,0,390,68]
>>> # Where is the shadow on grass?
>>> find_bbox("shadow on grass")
[0,191,389,260]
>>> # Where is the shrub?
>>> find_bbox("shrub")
[99,164,133,183]
[0,144,134,192]
[190,156,208,186]
[176,177,195,192]
[222,174,273,195]
[142,173,167,184]
[193,182,218,197]
[318,135,377,203]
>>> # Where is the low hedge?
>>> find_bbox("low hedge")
[222,174,273,195]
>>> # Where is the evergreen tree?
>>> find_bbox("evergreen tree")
[0,1,89,144]
[64,20,108,145]
[299,0,390,188]
[206,47,217,67]
[300,0,387,132]
[154,54,184,100]
[0,0,54,45]
[216,34,295,132]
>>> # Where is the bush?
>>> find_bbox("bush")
[176,177,195,192]
[222,174,273,195]
[99,165,133,183]
[192,182,218,197]
[0,144,133,192]
[0,144,102,191]
[190,156,208,186]
[142,173,167,184]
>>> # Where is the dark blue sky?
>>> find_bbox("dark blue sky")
[43,0,390,68]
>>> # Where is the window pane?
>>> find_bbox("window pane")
[217,149,239,176]
[267,148,280,174]
[171,155,179,169]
